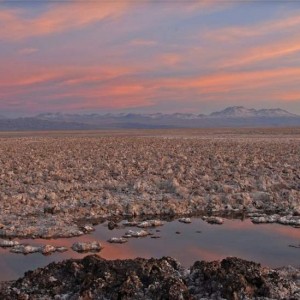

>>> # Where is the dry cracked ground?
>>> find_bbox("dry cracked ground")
[0,129,300,239]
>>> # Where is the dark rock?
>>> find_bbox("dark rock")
[108,221,118,230]
[43,204,60,214]
[289,244,300,249]
[188,257,298,299]
[0,255,189,300]
[0,256,298,299]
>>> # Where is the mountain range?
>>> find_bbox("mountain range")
[0,106,300,131]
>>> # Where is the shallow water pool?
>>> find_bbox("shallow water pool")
[0,218,299,281]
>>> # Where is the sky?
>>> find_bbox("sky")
[1,0,300,116]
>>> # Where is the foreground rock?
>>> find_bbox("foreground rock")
[187,258,300,299]
[123,229,150,238]
[203,216,224,225]
[0,240,20,247]
[137,220,165,228]
[71,241,102,253]
[178,218,192,224]
[0,255,299,300]
[10,244,67,255]
[251,214,300,226]
[108,237,128,244]
[10,245,40,254]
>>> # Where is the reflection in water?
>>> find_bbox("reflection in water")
[0,218,299,281]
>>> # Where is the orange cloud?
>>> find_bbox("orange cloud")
[0,62,153,111]
[154,68,300,94]
[222,37,300,67]
[58,66,135,86]
[180,0,232,14]
[66,83,153,110]
[279,92,300,102]
[1,49,300,112]
[0,0,233,42]
[0,2,129,40]
[130,39,158,47]
[17,72,63,86]
[206,14,300,42]
[0,64,135,88]
[110,84,144,96]
[18,48,39,55]
[159,53,182,67]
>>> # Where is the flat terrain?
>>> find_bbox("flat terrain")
[0,128,300,238]
[1,127,300,138]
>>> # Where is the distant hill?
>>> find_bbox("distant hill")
[0,118,93,131]
[209,106,298,118]
[0,106,300,130]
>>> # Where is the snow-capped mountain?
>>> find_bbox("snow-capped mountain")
[1,106,300,130]
[255,108,297,117]
[209,106,298,118]
[36,106,299,122]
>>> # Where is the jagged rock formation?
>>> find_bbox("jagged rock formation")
[0,255,299,299]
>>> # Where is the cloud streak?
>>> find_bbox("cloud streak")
[1,60,300,113]
[1,1,300,114]
[205,13,300,42]
[221,37,300,67]
[18,48,39,55]
[0,2,129,40]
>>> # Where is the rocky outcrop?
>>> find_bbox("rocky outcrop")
[188,257,300,299]
[0,255,299,300]
[0,255,188,300]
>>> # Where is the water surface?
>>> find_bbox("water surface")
[0,218,299,281]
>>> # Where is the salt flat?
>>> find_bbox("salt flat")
[0,129,299,239]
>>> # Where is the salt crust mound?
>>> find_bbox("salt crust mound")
[0,136,299,238]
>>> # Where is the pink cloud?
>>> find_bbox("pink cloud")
[221,37,300,67]
[1,60,300,113]
[130,39,158,47]
[0,2,129,40]
[18,48,39,55]
[279,92,300,102]
[205,14,300,42]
